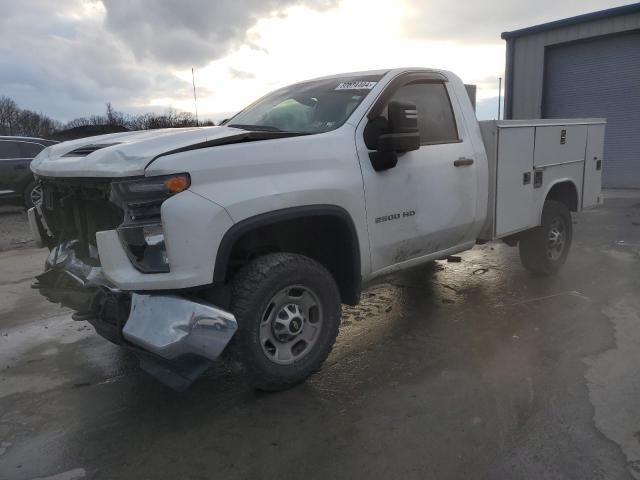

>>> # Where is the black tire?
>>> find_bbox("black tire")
[230,253,341,391]
[519,200,572,275]
[23,180,42,209]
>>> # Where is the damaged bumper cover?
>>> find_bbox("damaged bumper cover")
[32,238,237,389]
[123,294,236,362]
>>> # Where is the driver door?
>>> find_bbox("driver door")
[355,76,478,273]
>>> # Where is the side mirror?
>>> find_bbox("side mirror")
[378,101,420,153]
[366,101,420,172]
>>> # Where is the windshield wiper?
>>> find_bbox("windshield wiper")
[228,124,283,132]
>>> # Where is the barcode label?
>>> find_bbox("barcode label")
[335,81,377,90]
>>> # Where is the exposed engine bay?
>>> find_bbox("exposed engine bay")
[38,178,121,253]
[33,178,128,332]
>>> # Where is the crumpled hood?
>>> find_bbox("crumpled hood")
[31,126,247,178]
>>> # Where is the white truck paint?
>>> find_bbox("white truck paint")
[29,68,605,389]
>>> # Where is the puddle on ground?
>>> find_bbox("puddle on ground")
[584,299,640,480]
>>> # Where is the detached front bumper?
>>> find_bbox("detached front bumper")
[123,294,237,362]
[122,292,237,390]
[30,224,237,389]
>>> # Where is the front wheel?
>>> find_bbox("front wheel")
[230,253,341,391]
[519,200,572,275]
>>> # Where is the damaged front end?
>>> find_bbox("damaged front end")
[29,178,237,390]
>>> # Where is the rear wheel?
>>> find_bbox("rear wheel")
[519,200,572,275]
[230,253,341,391]
[24,180,42,209]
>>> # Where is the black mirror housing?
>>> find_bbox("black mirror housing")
[378,101,420,153]
[366,101,420,172]
[369,150,398,171]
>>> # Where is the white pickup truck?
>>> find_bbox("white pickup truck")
[28,68,605,390]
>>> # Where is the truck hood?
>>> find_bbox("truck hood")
[31,126,251,178]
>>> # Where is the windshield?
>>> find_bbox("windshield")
[228,74,385,134]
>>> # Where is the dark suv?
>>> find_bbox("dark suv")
[0,136,57,208]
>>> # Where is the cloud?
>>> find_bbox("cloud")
[101,0,337,68]
[2,0,629,123]
[229,68,256,80]
[0,0,336,120]
[0,0,201,119]
[401,0,632,42]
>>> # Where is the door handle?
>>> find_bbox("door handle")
[454,157,474,167]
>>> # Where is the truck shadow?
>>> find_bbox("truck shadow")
[56,254,549,476]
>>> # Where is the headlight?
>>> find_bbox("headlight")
[110,174,190,273]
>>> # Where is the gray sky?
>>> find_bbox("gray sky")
[0,0,630,122]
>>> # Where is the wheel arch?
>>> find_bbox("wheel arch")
[540,179,579,220]
[214,205,362,305]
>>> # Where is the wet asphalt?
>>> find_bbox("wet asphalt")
[1,192,640,480]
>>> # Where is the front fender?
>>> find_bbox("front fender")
[97,190,234,290]
[146,129,372,278]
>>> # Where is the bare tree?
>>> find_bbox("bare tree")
[0,96,61,137]
[0,95,214,139]
[0,96,19,135]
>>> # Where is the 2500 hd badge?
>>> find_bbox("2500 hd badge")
[375,210,416,224]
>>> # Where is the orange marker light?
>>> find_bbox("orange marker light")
[164,175,190,194]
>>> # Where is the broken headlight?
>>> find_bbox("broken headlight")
[110,174,190,273]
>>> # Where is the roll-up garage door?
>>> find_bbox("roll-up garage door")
[542,32,640,188]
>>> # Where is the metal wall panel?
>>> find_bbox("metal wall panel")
[508,12,640,119]
[542,32,640,188]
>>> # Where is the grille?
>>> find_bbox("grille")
[40,178,123,260]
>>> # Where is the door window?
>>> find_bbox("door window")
[0,141,23,159]
[385,82,459,145]
[19,142,45,158]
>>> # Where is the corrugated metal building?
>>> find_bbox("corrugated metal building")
[502,3,640,188]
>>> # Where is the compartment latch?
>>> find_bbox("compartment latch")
[534,170,543,188]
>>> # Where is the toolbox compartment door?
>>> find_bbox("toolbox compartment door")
[533,125,588,168]
[495,127,535,237]
[582,124,605,209]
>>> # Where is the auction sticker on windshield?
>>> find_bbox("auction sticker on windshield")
[335,81,377,90]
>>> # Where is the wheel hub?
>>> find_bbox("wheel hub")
[273,303,305,340]
[259,285,323,365]
[547,219,566,260]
